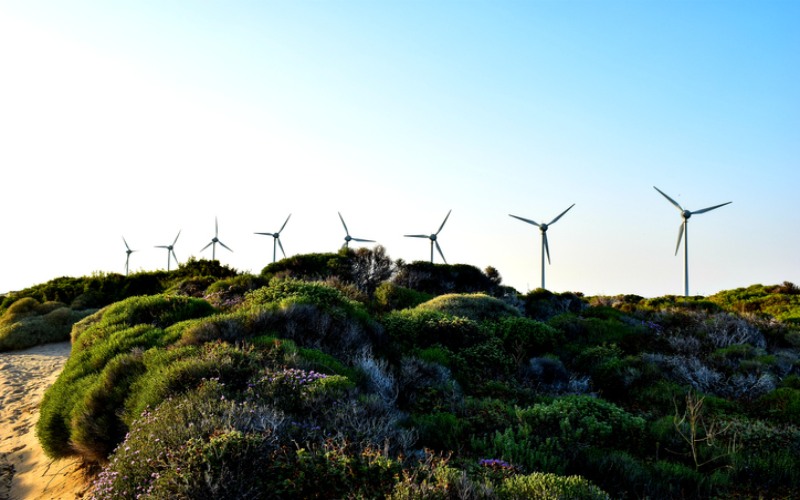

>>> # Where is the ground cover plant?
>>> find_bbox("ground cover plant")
[25,251,800,498]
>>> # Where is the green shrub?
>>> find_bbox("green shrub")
[0,300,94,351]
[410,412,467,451]
[89,380,284,500]
[495,471,610,499]
[383,309,485,352]
[70,352,147,462]
[415,293,521,321]
[647,460,727,499]
[523,289,586,320]
[489,316,563,363]
[37,295,215,459]
[392,261,499,296]
[260,252,351,282]
[374,282,434,312]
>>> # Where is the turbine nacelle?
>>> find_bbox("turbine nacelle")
[682,210,692,220]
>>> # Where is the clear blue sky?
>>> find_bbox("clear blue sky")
[1,1,798,297]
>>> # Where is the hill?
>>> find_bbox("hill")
[2,247,798,498]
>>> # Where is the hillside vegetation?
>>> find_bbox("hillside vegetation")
[2,247,798,498]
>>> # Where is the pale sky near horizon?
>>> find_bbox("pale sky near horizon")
[1,1,798,298]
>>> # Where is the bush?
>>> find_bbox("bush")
[474,396,645,476]
[489,317,563,363]
[0,298,94,351]
[415,293,521,322]
[523,289,586,320]
[37,295,215,459]
[495,471,610,499]
[374,282,433,313]
[392,261,499,296]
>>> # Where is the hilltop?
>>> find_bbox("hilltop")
[1,247,799,498]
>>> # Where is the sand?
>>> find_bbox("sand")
[0,341,90,500]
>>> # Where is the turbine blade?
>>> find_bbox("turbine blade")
[675,222,685,256]
[277,238,286,258]
[279,214,291,233]
[691,201,732,215]
[405,234,429,238]
[543,232,551,264]
[338,212,350,236]
[123,237,131,251]
[351,238,375,243]
[215,217,219,237]
[173,230,181,245]
[171,249,179,265]
[200,241,213,252]
[435,240,447,264]
[436,209,452,235]
[509,214,541,227]
[548,203,575,226]
[254,232,275,236]
[653,186,684,212]
[155,245,168,249]
[219,241,233,252]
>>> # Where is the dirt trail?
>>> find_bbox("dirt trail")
[0,341,90,499]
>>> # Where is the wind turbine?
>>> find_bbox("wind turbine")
[200,217,233,260]
[255,214,291,263]
[509,203,575,290]
[338,212,375,249]
[405,210,451,264]
[122,237,136,276]
[654,186,731,297]
[155,230,181,271]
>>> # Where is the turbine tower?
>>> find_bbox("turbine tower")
[200,217,233,260]
[255,214,291,263]
[155,230,181,272]
[405,209,451,264]
[122,237,137,276]
[339,212,375,249]
[654,186,731,297]
[509,204,575,290]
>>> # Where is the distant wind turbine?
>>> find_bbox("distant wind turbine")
[122,237,137,276]
[405,210,451,264]
[200,217,233,260]
[509,204,575,290]
[338,212,375,249]
[255,214,291,263]
[654,186,732,297]
[155,230,181,271]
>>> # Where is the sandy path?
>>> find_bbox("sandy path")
[0,341,90,500]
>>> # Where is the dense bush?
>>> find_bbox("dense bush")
[37,295,216,458]
[0,297,94,351]
[373,282,433,313]
[415,293,521,321]
[392,261,500,296]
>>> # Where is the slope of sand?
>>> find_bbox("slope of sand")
[0,341,90,500]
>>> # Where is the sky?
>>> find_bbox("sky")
[1,0,798,297]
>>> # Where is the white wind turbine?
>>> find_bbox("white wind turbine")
[122,237,137,276]
[255,214,291,263]
[338,212,375,249]
[200,217,233,260]
[155,230,181,271]
[654,186,732,297]
[405,210,451,264]
[509,203,575,290]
